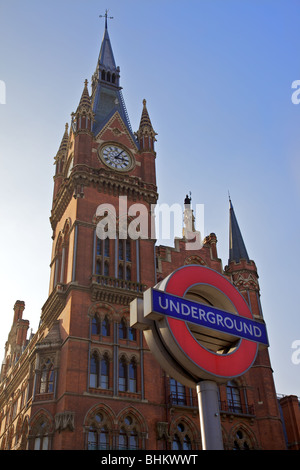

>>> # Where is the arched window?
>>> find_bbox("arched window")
[119,319,127,340]
[101,70,106,81]
[128,327,136,341]
[100,356,109,389]
[129,360,137,393]
[226,380,242,414]
[33,420,50,450]
[117,413,143,450]
[171,423,192,450]
[39,360,54,394]
[92,316,100,335]
[102,316,110,336]
[87,412,111,450]
[233,429,251,450]
[119,358,127,391]
[89,352,99,388]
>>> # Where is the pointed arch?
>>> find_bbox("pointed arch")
[28,409,53,450]
[84,403,115,450]
[226,422,259,450]
[169,415,201,450]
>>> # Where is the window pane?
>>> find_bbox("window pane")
[34,437,41,450]
[102,317,109,336]
[129,363,136,392]
[42,436,49,450]
[129,432,138,450]
[100,359,109,389]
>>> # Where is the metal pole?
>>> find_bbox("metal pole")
[196,380,223,450]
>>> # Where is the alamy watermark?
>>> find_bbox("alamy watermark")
[0,80,6,104]
[291,80,300,104]
[95,196,204,250]
[291,340,300,365]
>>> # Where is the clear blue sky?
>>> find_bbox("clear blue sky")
[0,0,299,396]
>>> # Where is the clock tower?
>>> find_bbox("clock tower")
[46,18,160,450]
[0,16,287,452]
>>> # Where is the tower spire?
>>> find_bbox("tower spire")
[136,99,157,151]
[90,18,135,140]
[228,198,250,264]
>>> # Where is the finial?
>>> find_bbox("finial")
[143,99,147,107]
[65,123,69,131]
[99,9,114,30]
[84,79,88,87]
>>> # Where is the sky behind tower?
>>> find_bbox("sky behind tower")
[0,0,299,396]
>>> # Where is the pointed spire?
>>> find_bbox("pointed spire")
[91,22,134,140]
[55,123,69,161]
[228,197,250,264]
[136,99,157,150]
[98,21,116,70]
[76,79,93,114]
[71,80,94,134]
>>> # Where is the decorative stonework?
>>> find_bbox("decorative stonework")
[55,411,75,432]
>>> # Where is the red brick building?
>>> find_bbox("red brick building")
[0,19,288,450]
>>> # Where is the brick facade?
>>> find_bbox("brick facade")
[0,22,289,451]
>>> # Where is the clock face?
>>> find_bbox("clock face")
[100,145,133,171]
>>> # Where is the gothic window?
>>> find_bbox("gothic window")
[101,70,105,81]
[32,419,51,450]
[117,413,143,450]
[171,423,192,450]
[92,315,100,335]
[232,429,251,450]
[86,411,112,450]
[95,237,110,277]
[118,358,127,391]
[91,314,110,338]
[39,359,54,394]
[119,318,127,340]
[129,360,137,393]
[89,352,110,389]
[89,352,99,388]
[117,239,132,280]
[226,380,242,414]
[100,356,109,389]
[128,327,136,341]
[102,315,110,336]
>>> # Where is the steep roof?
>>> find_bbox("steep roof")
[228,198,250,264]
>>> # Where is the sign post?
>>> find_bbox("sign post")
[196,381,223,450]
[130,265,269,450]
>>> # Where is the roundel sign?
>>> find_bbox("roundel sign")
[130,265,268,386]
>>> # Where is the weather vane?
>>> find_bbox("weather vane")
[99,9,114,28]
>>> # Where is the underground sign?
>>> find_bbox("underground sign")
[130,265,269,386]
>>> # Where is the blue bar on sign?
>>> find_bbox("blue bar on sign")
[152,289,269,346]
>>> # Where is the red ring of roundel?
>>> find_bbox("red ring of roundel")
[164,265,258,378]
